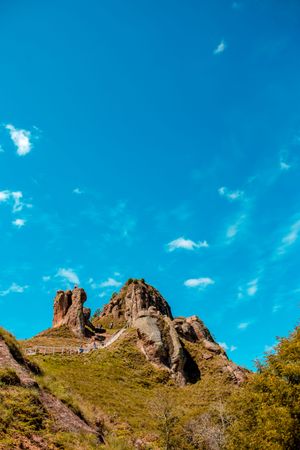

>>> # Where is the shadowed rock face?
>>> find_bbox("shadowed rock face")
[53,287,89,337]
[98,279,248,385]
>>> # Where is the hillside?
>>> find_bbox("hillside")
[2,278,299,449]
[15,279,247,449]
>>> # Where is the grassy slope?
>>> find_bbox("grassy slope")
[0,327,100,450]
[20,325,85,348]
[26,330,238,449]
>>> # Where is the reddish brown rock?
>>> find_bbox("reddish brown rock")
[100,279,172,325]
[97,278,248,385]
[53,287,88,337]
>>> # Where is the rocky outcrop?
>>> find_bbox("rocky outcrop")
[97,279,248,385]
[53,287,89,338]
[173,315,215,343]
[100,279,172,325]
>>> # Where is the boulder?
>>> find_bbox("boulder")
[134,313,188,385]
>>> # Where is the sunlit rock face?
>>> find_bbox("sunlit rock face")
[97,279,249,385]
[53,287,88,337]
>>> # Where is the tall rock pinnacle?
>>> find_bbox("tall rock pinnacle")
[53,287,93,338]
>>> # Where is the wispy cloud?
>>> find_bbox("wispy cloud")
[166,237,209,252]
[280,160,291,171]
[272,304,282,313]
[0,190,31,213]
[12,218,26,228]
[88,276,122,290]
[56,268,80,285]
[226,214,246,240]
[73,188,84,194]
[237,277,259,300]
[0,282,29,296]
[184,277,215,288]
[213,40,226,55]
[247,278,258,296]
[42,276,51,282]
[276,219,300,256]
[218,186,244,201]
[219,342,237,352]
[237,321,250,330]
[100,277,122,288]
[5,124,32,156]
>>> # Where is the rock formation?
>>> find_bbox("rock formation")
[97,279,247,385]
[53,286,101,338]
[50,279,247,385]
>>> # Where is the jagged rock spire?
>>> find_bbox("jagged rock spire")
[53,287,90,338]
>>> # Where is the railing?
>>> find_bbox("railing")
[24,328,127,356]
[24,346,88,356]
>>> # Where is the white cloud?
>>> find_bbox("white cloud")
[184,277,215,288]
[272,304,281,313]
[0,191,10,202]
[280,161,291,171]
[0,144,4,153]
[0,282,29,296]
[5,124,32,156]
[167,237,209,252]
[42,276,51,282]
[247,279,258,296]
[73,188,84,194]
[88,276,122,290]
[56,268,80,285]
[11,191,24,212]
[226,214,246,239]
[238,278,259,299]
[12,218,26,228]
[237,321,249,330]
[277,219,300,255]
[100,277,122,288]
[219,342,228,351]
[0,190,30,214]
[218,186,244,201]
[213,40,226,55]
[218,342,237,352]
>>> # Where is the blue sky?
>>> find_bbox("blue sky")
[0,0,300,369]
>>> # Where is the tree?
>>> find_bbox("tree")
[150,389,179,450]
[226,325,300,449]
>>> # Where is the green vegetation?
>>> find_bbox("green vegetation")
[0,326,41,374]
[0,368,21,386]
[21,325,84,348]
[226,325,300,449]
[29,330,236,449]
[2,320,300,448]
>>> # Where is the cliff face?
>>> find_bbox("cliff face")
[53,287,97,338]
[97,279,247,385]
[49,279,247,386]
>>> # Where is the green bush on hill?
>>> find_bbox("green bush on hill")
[226,325,300,450]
